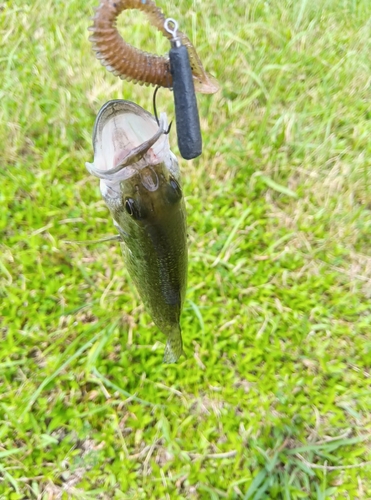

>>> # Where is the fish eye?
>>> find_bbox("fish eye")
[166,176,182,204]
[170,177,181,192]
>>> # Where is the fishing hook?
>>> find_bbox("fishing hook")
[153,86,172,135]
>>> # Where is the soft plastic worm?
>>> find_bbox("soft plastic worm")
[89,0,219,94]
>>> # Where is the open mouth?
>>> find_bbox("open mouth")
[86,100,169,183]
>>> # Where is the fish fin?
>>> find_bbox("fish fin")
[163,334,185,364]
[63,235,122,245]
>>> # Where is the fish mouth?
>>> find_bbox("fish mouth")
[85,100,173,185]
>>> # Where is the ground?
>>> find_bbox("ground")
[1,0,371,498]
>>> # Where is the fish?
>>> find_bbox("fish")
[88,0,219,94]
[86,100,187,363]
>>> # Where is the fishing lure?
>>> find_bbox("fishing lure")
[89,0,219,94]
[163,18,202,159]
[86,100,187,363]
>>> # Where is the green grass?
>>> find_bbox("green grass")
[1,0,371,497]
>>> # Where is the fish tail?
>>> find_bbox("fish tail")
[163,332,185,364]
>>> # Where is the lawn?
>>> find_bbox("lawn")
[1,0,371,498]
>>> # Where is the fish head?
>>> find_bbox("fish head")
[85,99,183,229]
[113,163,183,228]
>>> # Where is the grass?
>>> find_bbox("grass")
[1,0,371,497]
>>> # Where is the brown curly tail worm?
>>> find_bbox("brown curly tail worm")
[88,0,219,94]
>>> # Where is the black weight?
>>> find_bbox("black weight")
[169,45,202,160]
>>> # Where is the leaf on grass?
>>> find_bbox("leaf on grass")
[21,321,113,416]
[188,299,205,333]
[259,175,298,198]
[243,469,268,499]
[0,448,26,459]
[212,207,251,266]
[91,368,161,408]
[287,435,369,455]
[0,465,20,494]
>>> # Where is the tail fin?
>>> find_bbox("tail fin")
[163,333,185,364]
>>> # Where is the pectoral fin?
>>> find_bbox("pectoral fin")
[64,235,122,245]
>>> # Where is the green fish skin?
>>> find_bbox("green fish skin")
[86,100,187,363]
[117,164,187,363]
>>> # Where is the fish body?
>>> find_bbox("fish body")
[117,164,187,362]
[86,100,187,362]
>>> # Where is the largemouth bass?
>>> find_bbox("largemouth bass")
[86,100,187,363]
